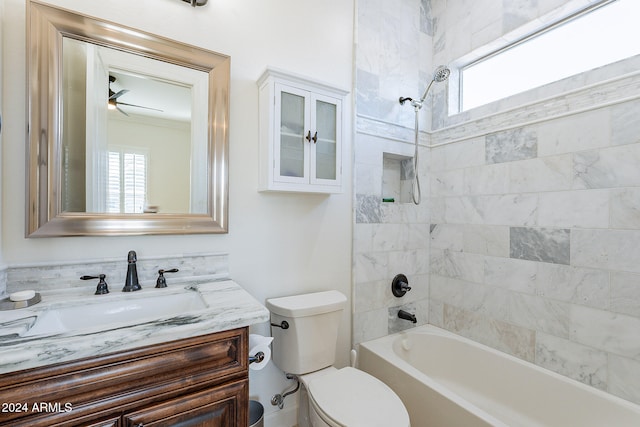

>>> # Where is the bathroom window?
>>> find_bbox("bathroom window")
[107,148,147,214]
[461,0,640,111]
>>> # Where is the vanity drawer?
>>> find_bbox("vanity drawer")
[0,327,248,426]
[123,379,248,427]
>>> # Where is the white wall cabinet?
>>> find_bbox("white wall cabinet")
[258,68,347,193]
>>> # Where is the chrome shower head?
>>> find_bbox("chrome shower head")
[433,65,451,82]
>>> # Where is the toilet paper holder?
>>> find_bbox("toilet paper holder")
[249,351,265,364]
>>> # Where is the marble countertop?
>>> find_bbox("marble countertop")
[0,278,269,374]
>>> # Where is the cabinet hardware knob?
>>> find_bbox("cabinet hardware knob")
[305,130,311,142]
[312,131,317,143]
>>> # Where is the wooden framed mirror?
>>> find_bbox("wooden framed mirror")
[27,0,229,237]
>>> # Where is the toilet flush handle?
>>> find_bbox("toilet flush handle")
[270,320,289,330]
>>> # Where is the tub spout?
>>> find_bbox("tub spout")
[398,309,417,324]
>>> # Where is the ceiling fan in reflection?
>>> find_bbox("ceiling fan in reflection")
[108,75,163,116]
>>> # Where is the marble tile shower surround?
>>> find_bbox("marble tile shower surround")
[353,131,431,345]
[352,0,435,344]
[3,253,229,294]
[353,0,435,345]
[355,0,640,407]
[351,80,640,406]
[427,91,640,405]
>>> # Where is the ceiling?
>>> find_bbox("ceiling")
[109,70,192,122]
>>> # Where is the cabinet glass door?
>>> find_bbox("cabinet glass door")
[311,95,341,185]
[276,85,309,182]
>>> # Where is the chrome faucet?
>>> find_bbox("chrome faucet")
[398,309,417,324]
[122,250,141,292]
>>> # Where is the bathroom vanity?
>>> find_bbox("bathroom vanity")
[0,328,248,426]
[0,279,269,426]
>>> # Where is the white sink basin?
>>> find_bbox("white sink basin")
[22,290,207,337]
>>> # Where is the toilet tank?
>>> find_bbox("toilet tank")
[266,291,347,375]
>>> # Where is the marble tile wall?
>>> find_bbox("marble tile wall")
[353,0,432,345]
[353,132,431,344]
[424,0,640,405]
[429,95,640,404]
[354,0,640,406]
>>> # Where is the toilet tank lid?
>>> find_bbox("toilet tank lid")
[266,291,347,317]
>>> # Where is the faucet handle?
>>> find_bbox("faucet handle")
[81,274,109,295]
[391,274,411,297]
[155,268,179,288]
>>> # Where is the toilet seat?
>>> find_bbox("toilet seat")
[307,367,410,427]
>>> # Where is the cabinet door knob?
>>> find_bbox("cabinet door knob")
[312,131,318,143]
[305,130,312,142]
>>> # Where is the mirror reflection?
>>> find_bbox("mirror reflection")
[27,0,230,236]
[61,38,209,215]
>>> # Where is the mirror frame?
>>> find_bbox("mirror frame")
[27,0,229,237]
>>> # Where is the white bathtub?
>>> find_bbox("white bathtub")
[359,325,640,427]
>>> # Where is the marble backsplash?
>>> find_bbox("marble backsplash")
[1,253,229,295]
[0,269,6,297]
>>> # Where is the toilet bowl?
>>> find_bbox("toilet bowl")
[303,366,410,427]
[266,291,410,427]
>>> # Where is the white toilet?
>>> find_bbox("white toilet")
[266,290,410,427]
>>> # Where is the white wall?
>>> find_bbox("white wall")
[1,0,354,424]
[108,115,192,213]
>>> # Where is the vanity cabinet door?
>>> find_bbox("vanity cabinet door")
[123,379,248,427]
[0,328,248,427]
[310,93,341,187]
[275,84,311,185]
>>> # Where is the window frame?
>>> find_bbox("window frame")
[107,146,149,214]
[455,0,634,114]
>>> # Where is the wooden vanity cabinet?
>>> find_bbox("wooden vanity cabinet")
[0,327,249,427]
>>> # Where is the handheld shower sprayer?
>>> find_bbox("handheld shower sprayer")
[399,65,451,110]
[399,65,450,205]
